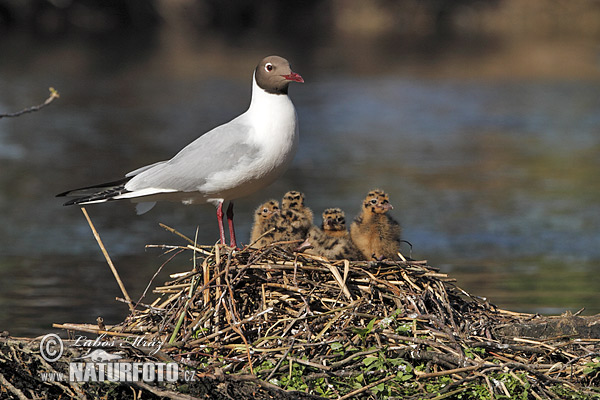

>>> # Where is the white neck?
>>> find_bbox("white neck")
[244,72,298,139]
[248,72,294,112]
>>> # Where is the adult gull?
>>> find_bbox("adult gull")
[58,55,304,248]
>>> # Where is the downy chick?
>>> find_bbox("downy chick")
[303,208,364,260]
[277,191,313,246]
[350,189,401,260]
[249,199,281,248]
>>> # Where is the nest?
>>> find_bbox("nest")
[52,227,600,399]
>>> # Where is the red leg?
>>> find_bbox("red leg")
[216,201,226,245]
[226,201,237,248]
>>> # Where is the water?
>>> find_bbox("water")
[1,32,599,336]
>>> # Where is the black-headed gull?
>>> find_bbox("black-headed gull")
[58,55,304,247]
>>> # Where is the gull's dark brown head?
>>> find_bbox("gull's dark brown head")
[255,56,304,95]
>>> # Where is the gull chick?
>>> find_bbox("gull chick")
[58,55,304,248]
[350,189,401,260]
[277,190,313,247]
[303,208,364,261]
[249,199,281,248]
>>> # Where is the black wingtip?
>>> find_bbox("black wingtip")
[56,177,132,206]
[56,190,85,206]
[61,198,79,206]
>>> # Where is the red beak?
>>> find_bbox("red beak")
[282,71,304,83]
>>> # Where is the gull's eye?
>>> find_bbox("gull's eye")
[265,63,273,72]
[370,199,377,204]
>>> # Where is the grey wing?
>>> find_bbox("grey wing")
[125,122,258,192]
[126,160,167,177]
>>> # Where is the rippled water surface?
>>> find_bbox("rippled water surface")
[1,34,599,336]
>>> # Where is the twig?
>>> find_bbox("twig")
[80,207,134,311]
[52,323,141,337]
[337,374,396,400]
[325,263,352,301]
[0,87,59,119]
[285,356,330,371]
[329,349,382,369]
[169,271,198,344]
[429,387,469,400]
[0,372,28,400]
[512,337,578,358]
[131,380,198,400]
[159,223,196,245]
[137,248,185,308]
[266,338,295,381]
[246,227,276,249]
[415,364,486,379]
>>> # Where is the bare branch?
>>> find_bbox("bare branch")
[0,87,60,119]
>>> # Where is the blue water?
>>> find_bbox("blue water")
[1,34,599,336]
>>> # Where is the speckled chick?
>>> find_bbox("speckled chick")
[350,189,401,260]
[249,199,281,248]
[277,191,313,246]
[303,208,365,260]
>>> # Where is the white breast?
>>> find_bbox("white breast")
[198,78,299,201]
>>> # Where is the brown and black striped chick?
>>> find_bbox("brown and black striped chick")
[350,189,401,260]
[277,191,313,248]
[249,199,281,248]
[303,208,365,260]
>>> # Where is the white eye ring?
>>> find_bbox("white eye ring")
[265,63,273,72]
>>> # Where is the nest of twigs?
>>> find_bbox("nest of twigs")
[53,228,600,399]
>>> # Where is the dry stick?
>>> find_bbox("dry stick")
[169,228,201,344]
[313,311,343,341]
[0,87,59,119]
[169,268,199,344]
[222,251,254,373]
[203,257,210,305]
[137,248,185,308]
[325,263,352,301]
[130,381,197,400]
[266,338,296,381]
[285,356,330,371]
[182,267,232,343]
[512,337,578,358]
[329,349,381,369]
[0,372,28,400]
[80,207,134,311]
[337,374,396,400]
[415,364,486,379]
[261,283,267,321]
[159,223,196,245]
[430,387,469,400]
[247,226,276,249]
[52,323,139,337]
[224,300,254,373]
